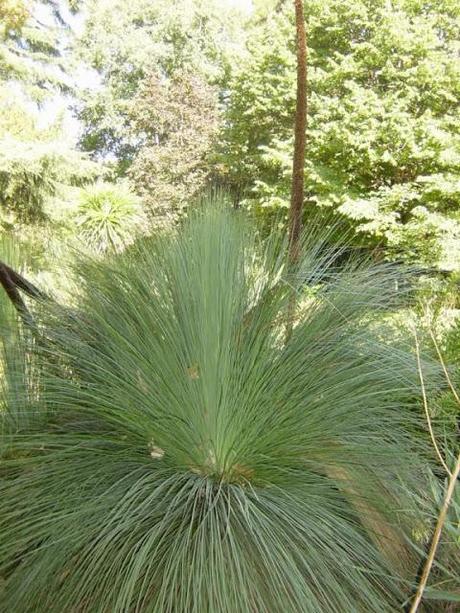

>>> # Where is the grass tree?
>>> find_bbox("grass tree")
[0,203,435,612]
[75,182,145,254]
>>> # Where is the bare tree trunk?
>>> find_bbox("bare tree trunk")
[286,0,307,340]
[288,0,307,265]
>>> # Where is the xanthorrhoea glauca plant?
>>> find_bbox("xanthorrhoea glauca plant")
[0,204,432,612]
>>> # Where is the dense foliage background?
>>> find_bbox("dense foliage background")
[2,0,459,267]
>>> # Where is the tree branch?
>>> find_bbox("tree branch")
[1,262,48,301]
[0,262,33,325]
[408,325,460,612]
[0,260,50,328]
[408,454,460,613]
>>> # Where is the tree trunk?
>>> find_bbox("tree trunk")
[286,0,307,340]
[288,0,307,266]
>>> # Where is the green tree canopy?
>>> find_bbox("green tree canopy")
[0,0,77,99]
[129,69,219,225]
[75,0,247,167]
[221,0,460,268]
[0,2,101,238]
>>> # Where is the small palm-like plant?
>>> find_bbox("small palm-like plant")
[75,182,144,253]
[1,205,431,612]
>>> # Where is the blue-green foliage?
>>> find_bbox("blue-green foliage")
[0,205,435,611]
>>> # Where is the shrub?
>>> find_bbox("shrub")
[0,138,99,225]
[0,205,434,612]
[75,182,145,253]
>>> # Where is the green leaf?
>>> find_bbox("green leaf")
[424,588,460,602]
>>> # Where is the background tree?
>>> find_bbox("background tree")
[75,0,247,171]
[220,0,460,269]
[0,1,102,267]
[129,70,219,225]
[0,0,77,98]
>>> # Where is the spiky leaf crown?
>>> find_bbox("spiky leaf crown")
[0,205,431,612]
